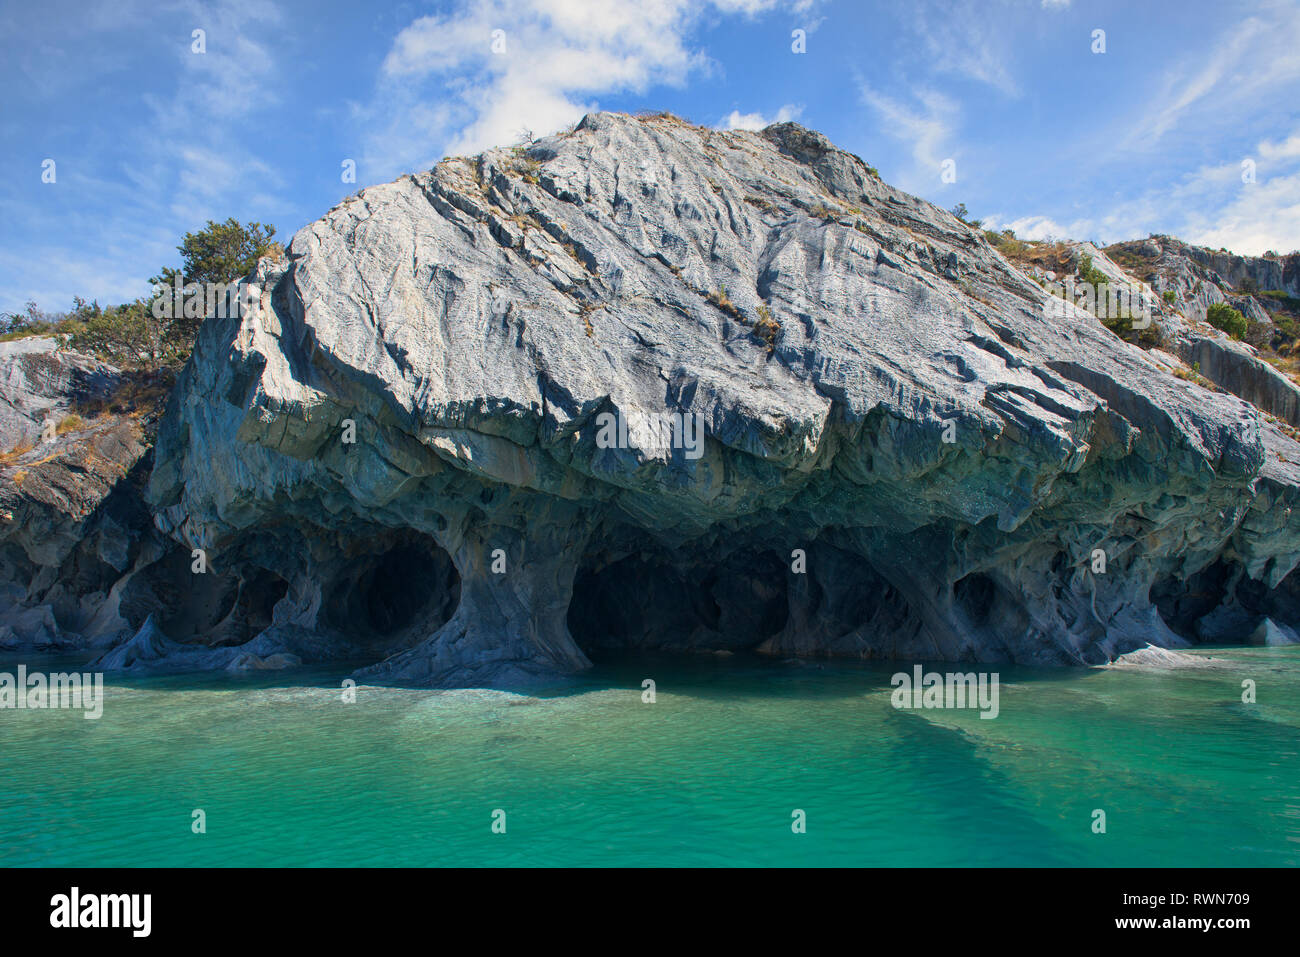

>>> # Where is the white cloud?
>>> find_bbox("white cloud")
[718,104,802,131]
[0,0,293,313]
[151,0,284,126]
[1185,173,1300,255]
[135,0,288,226]
[173,147,280,215]
[907,2,1020,97]
[1002,214,1089,242]
[1177,132,1300,254]
[1097,127,1300,252]
[0,248,152,313]
[360,0,809,179]
[1259,132,1300,163]
[1001,123,1300,253]
[859,84,959,190]
[1130,11,1300,147]
[1041,0,1071,9]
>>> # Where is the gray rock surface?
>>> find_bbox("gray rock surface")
[1104,644,1219,669]
[1248,617,1300,646]
[90,613,304,672]
[135,112,1300,685]
[0,342,158,650]
[7,113,1300,687]
[0,338,119,445]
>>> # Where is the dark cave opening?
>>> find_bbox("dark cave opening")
[1150,559,1238,640]
[231,571,290,641]
[361,545,444,635]
[160,563,290,647]
[954,572,997,627]
[324,535,460,652]
[1152,558,1300,643]
[790,547,918,645]
[567,542,790,657]
[112,542,293,647]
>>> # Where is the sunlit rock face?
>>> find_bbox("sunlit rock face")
[13,111,1300,685]
[0,341,155,652]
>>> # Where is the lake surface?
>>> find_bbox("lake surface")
[1,647,1296,866]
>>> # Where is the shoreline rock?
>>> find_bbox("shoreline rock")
[6,113,1300,687]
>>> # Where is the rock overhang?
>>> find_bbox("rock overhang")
[72,110,1300,681]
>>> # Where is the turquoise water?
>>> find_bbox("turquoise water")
[1,647,1297,866]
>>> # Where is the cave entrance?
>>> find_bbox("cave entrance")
[238,571,290,637]
[122,545,290,646]
[953,572,997,628]
[1152,558,1300,644]
[566,539,789,658]
[1150,559,1238,641]
[324,533,460,657]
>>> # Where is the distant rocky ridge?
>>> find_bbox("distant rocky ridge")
[1010,238,1300,430]
[3,111,1300,686]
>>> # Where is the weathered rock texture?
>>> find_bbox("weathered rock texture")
[0,341,155,650]
[7,113,1300,683]
[1098,237,1300,426]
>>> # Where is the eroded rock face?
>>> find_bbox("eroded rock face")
[5,113,1300,686]
[122,111,1300,685]
[0,343,154,650]
[0,338,120,444]
[1091,238,1300,425]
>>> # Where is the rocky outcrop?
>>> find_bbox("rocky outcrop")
[7,113,1300,686]
[127,112,1300,685]
[1182,243,1299,298]
[1178,336,1300,425]
[0,337,119,444]
[0,342,153,649]
[1109,235,1296,322]
[1071,240,1300,428]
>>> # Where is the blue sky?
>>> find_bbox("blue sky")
[3,0,1299,314]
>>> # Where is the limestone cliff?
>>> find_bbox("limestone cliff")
[7,112,1300,685]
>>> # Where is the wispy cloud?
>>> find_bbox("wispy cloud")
[0,0,291,312]
[1128,9,1300,147]
[356,0,809,179]
[997,122,1300,252]
[717,104,802,131]
[144,0,288,220]
[5,0,1298,314]
[1178,126,1300,253]
[907,1,1021,96]
[859,84,960,191]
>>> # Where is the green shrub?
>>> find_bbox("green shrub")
[1273,311,1299,340]
[55,413,85,435]
[1163,289,1177,303]
[1078,253,1108,287]
[1259,290,1300,311]
[1207,302,1247,339]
